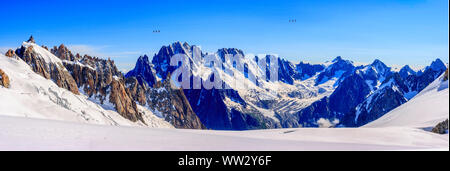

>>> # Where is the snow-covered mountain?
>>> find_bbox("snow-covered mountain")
[0,37,173,128]
[126,41,447,129]
[0,53,172,128]
[1,37,447,131]
[1,114,448,150]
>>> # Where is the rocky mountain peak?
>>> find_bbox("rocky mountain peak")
[399,65,416,78]
[126,55,158,87]
[315,56,355,85]
[151,42,195,81]
[14,42,80,95]
[169,41,191,55]
[370,59,388,68]
[217,48,245,62]
[444,68,448,81]
[27,35,35,43]
[428,58,446,72]
[51,44,79,61]
[5,49,17,58]
[143,72,205,129]
[332,56,343,62]
[369,59,392,79]
[0,68,10,88]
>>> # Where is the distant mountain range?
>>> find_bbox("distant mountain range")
[1,36,447,130]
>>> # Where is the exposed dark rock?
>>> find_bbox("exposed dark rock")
[125,76,148,106]
[443,68,448,81]
[5,49,17,58]
[315,56,355,85]
[405,59,446,93]
[183,80,280,130]
[277,58,296,84]
[110,77,143,122]
[297,71,371,127]
[431,119,448,134]
[145,73,205,129]
[62,55,143,123]
[152,41,193,80]
[399,65,416,79]
[125,55,157,87]
[51,44,80,61]
[217,48,244,62]
[0,69,10,88]
[27,35,35,43]
[294,62,325,80]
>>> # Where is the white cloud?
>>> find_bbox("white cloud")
[317,118,339,128]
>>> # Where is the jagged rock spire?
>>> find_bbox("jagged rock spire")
[27,35,35,43]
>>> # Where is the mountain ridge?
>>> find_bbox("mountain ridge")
[2,37,447,130]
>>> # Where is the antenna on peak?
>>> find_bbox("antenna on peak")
[27,35,35,43]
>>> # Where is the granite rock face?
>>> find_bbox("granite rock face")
[61,54,144,123]
[142,74,205,129]
[125,76,148,106]
[405,59,446,93]
[444,68,448,81]
[0,68,10,88]
[5,49,17,58]
[431,119,449,134]
[146,43,280,130]
[109,77,143,122]
[125,55,158,88]
[297,71,371,127]
[14,38,79,95]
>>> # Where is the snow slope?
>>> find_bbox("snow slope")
[0,115,447,151]
[1,51,447,150]
[365,73,449,128]
[0,54,173,128]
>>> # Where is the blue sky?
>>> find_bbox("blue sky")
[0,0,448,71]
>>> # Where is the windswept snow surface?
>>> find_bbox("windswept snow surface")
[0,115,448,151]
[0,54,172,128]
[365,73,449,128]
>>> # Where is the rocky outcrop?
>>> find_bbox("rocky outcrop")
[62,55,143,123]
[0,69,10,88]
[14,39,79,95]
[125,76,148,106]
[399,65,416,79]
[51,44,81,61]
[350,79,407,127]
[295,62,325,80]
[315,56,355,85]
[125,55,158,88]
[298,71,371,127]
[444,68,448,81]
[151,41,194,81]
[144,73,205,129]
[27,35,35,43]
[431,119,448,134]
[183,79,280,130]
[5,49,17,58]
[110,77,143,122]
[405,59,446,93]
